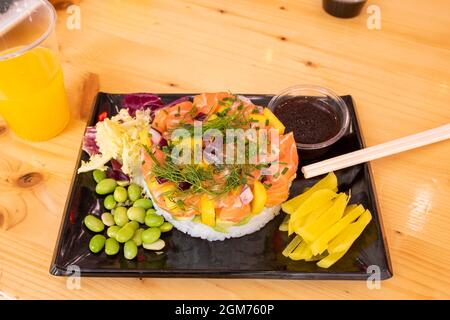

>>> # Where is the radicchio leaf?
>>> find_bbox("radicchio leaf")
[82,126,99,156]
[106,159,130,182]
[122,93,164,116]
[165,96,189,108]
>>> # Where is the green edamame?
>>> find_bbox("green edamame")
[116,221,137,243]
[132,228,144,246]
[146,208,156,216]
[124,240,138,260]
[127,206,146,224]
[143,239,165,251]
[128,220,140,231]
[105,237,120,255]
[89,234,106,253]
[93,169,107,183]
[96,178,117,195]
[133,198,153,210]
[84,215,105,233]
[101,212,115,226]
[145,214,164,227]
[127,183,142,202]
[107,225,120,238]
[113,206,129,227]
[159,222,173,233]
[104,194,117,210]
[141,227,161,244]
[113,186,128,203]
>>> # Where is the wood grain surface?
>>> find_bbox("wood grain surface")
[0,0,450,299]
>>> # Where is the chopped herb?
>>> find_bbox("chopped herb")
[281,167,289,175]
[265,119,269,126]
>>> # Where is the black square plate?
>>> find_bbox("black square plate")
[50,93,393,280]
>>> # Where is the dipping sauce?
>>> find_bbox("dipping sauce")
[273,97,340,145]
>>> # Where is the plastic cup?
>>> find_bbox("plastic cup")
[0,0,70,141]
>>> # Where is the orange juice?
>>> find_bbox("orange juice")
[0,46,70,141]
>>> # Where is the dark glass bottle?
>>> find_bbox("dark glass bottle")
[322,0,367,19]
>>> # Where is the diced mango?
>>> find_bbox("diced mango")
[263,108,285,134]
[249,114,267,128]
[310,204,365,256]
[328,209,372,254]
[251,180,267,214]
[282,172,338,214]
[139,129,151,147]
[200,194,216,227]
[297,193,348,243]
[288,189,338,235]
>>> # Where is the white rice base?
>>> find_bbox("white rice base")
[134,173,281,241]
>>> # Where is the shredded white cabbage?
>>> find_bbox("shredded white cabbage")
[78,109,151,178]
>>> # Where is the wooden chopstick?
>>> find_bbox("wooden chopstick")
[301,123,450,179]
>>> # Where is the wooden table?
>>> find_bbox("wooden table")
[1,0,449,299]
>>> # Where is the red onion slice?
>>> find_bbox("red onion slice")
[149,128,162,145]
[239,185,254,205]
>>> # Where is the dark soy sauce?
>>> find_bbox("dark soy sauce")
[322,0,367,19]
[273,97,340,145]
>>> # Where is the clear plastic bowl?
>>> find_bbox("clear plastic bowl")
[268,85,350,156]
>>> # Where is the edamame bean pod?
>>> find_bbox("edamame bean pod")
[107,225,120,238]
[133,198,153,210]
[105,237,120,255]
[141,227,161,244]
[95,178,117,195]
[93,169,107,183]
[127,206,145,224]
[143,239,165,251]
[127,183,142,202]
[84,215,105,233]
[104,194,117,210]
[159,222,173,233]
[113,186,128,203]
[113,206,129,227]
[116,222,137,243]
[89,234,106,253]
[101,212,115,226]
[132,228,144,246]
[124,240,138,260]
[145,214,164,227]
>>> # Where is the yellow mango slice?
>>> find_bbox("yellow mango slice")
[278,214,290,232]
[263,108,285,134]
[300,201,334,229]
[288,241,308,261]
[282,235,302,257]
[251,180,267,214]
[200,194,216,227]
[310,204,365,256]
[316,251,347,268]
[282,172,338,214]
[297,193,348,243]
[328,209,372,254]
[288,189,338,235]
